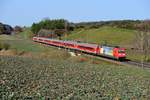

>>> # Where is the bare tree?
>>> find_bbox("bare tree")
[135,20,150,67]
[135,32,150,67]
[14,26,23,33]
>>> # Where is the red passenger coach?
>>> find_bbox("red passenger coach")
[76,43,99,54]
[50,40,64,47]
[64,41,77,49]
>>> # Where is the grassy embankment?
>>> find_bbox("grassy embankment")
[0,34,70,59]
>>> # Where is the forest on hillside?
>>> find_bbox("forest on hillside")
[1,19,150,38]
[30,19,150,37]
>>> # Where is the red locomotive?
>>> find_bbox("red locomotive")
[33,37,126,60]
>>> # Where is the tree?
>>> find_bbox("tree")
[0,23,13,35]
[31,19,73,37]
[0,23,5,34]
[31,23,41,35]
[14,26,23,33]
[135,20,150,67]
[54,29,66,39]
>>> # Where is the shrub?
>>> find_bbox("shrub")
[0,42,2,50]
[3,43,10,50]
[0,42,10,50]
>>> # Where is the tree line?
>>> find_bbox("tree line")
[0,22,24,35]
[31,19,150,37]
[1,19,150,36]
[0,23,13,35]
[75,20,150,31]
[31,19,74,37]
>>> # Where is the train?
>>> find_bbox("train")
[33,37,126,60]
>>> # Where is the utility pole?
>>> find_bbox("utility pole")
[64,20,68,39]
[140,32,144,68]
[64,20,68,51]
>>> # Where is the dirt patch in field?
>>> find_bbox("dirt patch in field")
[0,50,33,58]
[0,50,17,56]
[0,49,71,60]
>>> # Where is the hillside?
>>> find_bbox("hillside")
[0,35,19,40]
[65,26,136,47]
[18,28,33,39]
[0,35,70,59]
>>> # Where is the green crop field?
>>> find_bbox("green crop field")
[0,56,150,99]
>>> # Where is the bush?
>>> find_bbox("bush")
[3,43,10,50]
[0,42,10,50]
[0,42,2,50]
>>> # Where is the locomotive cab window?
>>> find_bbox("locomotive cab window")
[118,50,125,53]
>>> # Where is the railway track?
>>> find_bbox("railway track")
[84,53,150,68]
[70,51,150,69]
[123,60,150,68]
[35,41,150,69]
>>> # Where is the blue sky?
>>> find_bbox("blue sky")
[0,0,150,26]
